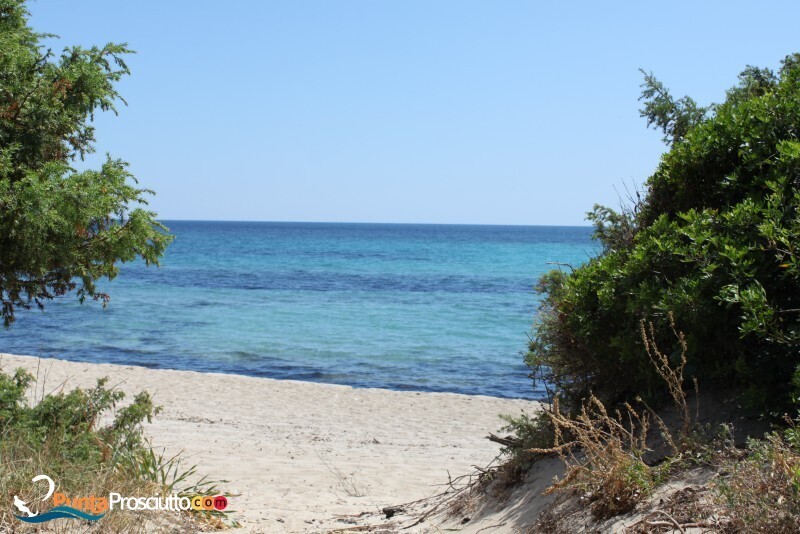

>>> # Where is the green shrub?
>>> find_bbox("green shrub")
[529,54,800,412]
[3,372,159,465]
[498,410,554,471]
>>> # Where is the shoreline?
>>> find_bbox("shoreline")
[0,352,541,401]
[0,353,540,532]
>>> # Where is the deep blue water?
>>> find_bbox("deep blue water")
[1,221,595,399]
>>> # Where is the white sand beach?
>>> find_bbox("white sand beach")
[0,353,540,532]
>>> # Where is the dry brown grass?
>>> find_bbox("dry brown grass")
[530,395,661,518]
[640,314,698,441]
[526,314,800,531]
[714,432,800,533]
[0,434,194,533]
[530,314,695,519]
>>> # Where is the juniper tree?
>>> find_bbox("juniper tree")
[0,0,172,326]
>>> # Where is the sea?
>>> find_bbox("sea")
[1,221,596,399]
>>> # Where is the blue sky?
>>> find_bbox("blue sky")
[30,1,800,225]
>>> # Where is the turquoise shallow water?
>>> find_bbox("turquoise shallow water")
[1,221,595,399]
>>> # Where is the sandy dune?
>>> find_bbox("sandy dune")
[0,353,540,532]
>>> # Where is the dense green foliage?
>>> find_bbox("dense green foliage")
[529,54,800,411]
[0,0,171,326]
[0,367,159,465]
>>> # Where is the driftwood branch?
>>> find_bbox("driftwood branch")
[623,508,719,533]
[486,433,517,447]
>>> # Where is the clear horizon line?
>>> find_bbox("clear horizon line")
[157,218,593,228]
